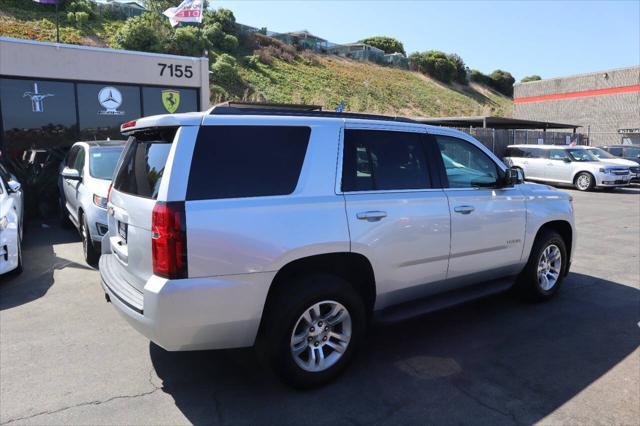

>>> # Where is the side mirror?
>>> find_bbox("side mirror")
[563,157,572,163]
[61,167,81,181]
[7,180,21,193]
[507,167,524,186]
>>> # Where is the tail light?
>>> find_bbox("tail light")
[151,202,188,279]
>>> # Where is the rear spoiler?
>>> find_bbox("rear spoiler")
[120,113,204,135]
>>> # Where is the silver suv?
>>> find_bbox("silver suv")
[504,144,632,191]
[100,104,576,387]
[59,141,125,264]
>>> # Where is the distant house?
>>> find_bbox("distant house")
[329,43,386,64]
[383,52,409,69]
[272,30,329,52]
[91,0,146,18]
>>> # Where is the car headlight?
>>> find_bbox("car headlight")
[93,194,108,209]
[0,216,8,231]
[599,168,613,174]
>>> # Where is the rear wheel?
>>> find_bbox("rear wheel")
[574,172,594,191]
[257,274,366,388]
[516,230,567,301]
[81,215,99,266]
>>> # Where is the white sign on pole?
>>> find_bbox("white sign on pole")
[163,0,204,27]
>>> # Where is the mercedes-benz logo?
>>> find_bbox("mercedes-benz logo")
[98,86,124,115]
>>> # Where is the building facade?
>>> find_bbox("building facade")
[0,37,209,163]
[513,66,640,146]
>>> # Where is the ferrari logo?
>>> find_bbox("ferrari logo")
[161,90,180,113]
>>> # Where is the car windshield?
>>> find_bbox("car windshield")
[89,147,124,180]
[567,149,599,162]
[588,148,616,160]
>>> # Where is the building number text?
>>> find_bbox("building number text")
[158,63,194,79]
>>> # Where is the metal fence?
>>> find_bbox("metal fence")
[456,128,587,159]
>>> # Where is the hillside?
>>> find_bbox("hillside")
[236,56,512,117]
[0,3,512,117]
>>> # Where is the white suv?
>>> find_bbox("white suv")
[504,144,631,191]
[100,103,576,387]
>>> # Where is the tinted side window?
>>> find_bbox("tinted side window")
[113,128,177,200]
[549,149,568,160]
[525,148,546,159]
[623,147,640,158]
[187,126,310,200]
[73,148,85,174]
[608,147,623,156]
[66,146,79,168]
[342,129,430,192]
[436,136,499,188]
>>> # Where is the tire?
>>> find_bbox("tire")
[257,273,366,388]
[81,215,99,266]
[515,230,567,301]
[574,172,595,191]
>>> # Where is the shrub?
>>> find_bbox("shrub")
[244,54,260,68]
[300,49,320,66]
[211,53,241,86]
[358,36,405,55]
[74,11,89,26]
[489,69,516,96]
[210,84,229,103]
[255,47,273,65]
[521,75,542,83]
[113,13,166,53]
[166,26,208,57]
[446,53,468,84]
[203,22,224,46]
[410,50,456,83]
[203,8,237,35]
[220,34,239,52]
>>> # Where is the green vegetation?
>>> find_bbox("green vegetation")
[358,36,405,55]
[1,2,513,116]
[521,75,542,83]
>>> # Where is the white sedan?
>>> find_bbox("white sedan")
[0,168,23,276]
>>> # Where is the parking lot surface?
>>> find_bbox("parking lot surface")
[1,188,639,425]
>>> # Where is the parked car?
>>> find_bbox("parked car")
[59,140,125,265]
[504,145,632,191]
[598,145,640,183]
[100,104,575,388]
[0,169,23,276]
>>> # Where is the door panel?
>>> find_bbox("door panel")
[546,149,572,182]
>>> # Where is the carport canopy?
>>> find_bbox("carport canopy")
[413,116,580,132]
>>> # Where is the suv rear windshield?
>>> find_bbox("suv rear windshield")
[112,128,177,199]
[186,125,310,200]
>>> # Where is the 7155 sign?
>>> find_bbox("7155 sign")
[158,63,194,79]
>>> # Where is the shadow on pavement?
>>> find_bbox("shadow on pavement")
[0,222,92,311]
[150,272,639,425]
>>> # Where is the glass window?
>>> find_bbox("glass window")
[549,149,569,160]
[0,78,77,161]
[436,136,499,188]
[77,83,141,141]
[113,128,176,199]
[142,87,198,116]
[567,149,598,162]
[187,126,310,200]
[89,146,125,180]
[342,129,430,192]
[73,147,85,174]
[587,148,616,160]
[622,147,640,158]
[525,148,546,159]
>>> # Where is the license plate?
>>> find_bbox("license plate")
[118,221,128,242]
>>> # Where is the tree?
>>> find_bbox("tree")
[446,53,468,84]
[489,69,516,97]
[521,75,542,83]
[113,13,167,53]
[358,36,405,55]
[166,26,207,57]
[409,50,456,83]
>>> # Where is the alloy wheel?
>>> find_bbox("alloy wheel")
[290,300,352,373]
[576,174,591,190]
[537,244,562,291]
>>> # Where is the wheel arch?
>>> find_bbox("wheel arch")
[533,220,573,275]
[262,252,377,320]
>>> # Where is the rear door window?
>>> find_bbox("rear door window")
[342,129,430,192]
[186,125,310,200]
[112,128,177,199]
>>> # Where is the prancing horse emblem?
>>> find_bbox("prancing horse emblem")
[162,90,180,113]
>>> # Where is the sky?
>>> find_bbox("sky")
[212,0,640,81]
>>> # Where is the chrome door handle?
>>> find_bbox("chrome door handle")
[454,205,475,214]
[357,211,387,222]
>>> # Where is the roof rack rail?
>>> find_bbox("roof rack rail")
[209,102,417,123]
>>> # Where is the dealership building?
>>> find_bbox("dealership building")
[513,66,640,146]
[0,37,209,162]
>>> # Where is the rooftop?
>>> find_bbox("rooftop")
[412,116,580,130]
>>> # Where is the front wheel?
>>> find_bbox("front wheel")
[516,230,567,301]
[257,274,366,388]
[574,172,595,191]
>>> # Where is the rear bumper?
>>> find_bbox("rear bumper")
[99,254,274,351]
